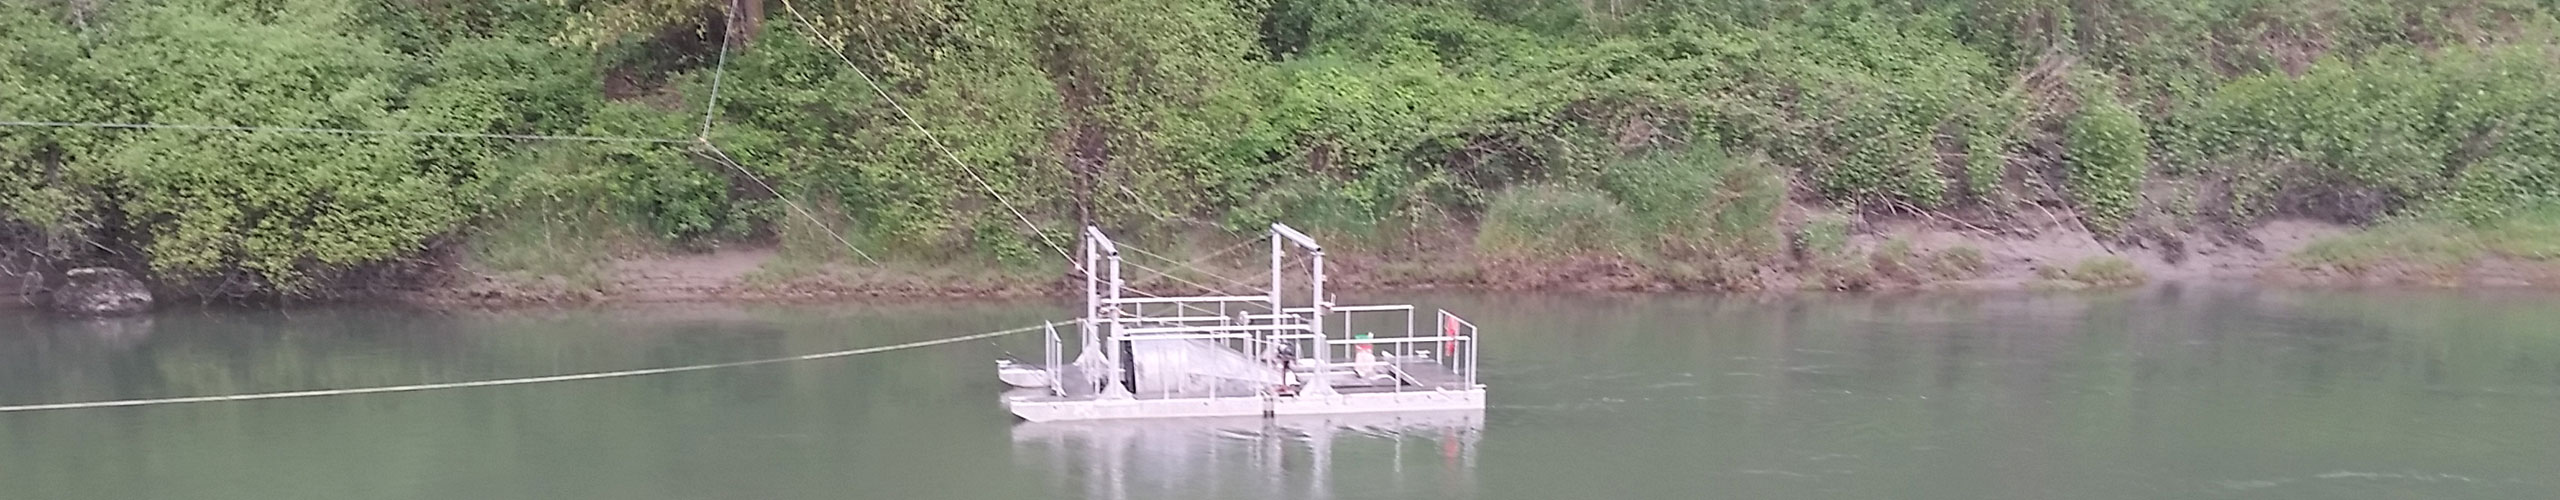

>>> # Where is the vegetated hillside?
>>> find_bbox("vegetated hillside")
[5,0,2560,300]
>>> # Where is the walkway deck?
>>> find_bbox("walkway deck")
[1003,356,1485,422]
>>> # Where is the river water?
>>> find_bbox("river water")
[4,286,2557,499]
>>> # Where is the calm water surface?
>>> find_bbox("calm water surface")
[5,286,2558,499]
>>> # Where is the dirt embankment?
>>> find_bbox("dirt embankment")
[17,215,2551,311]
[1858,219,2349,289]
[410,248,1063,307]
[396,216,2377,308]
[1,275,33,307]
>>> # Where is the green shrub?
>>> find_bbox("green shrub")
[1962,100,2024,205]
[1703,14,2000,210]
[2295,204,2560,271]
[1228,179,1381,241]
[2040,256,2147,286]
[8,0,2560,297]
[2065,80,2148,234]
[1795,214,1853,261]
[1597,146,1783,256]
[1871,238,1921,282]
[2171,46,2560,225]
[1476,184,1634,256]
[1600,148,1723,236]
[1932,245,1988,279]
[42,3,483,291]
[1808,254,1878,291]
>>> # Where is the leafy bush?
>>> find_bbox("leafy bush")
[2039,256,2147,286]
[1932,245,1988,279]
[30,2,483,291]
[2065,80,2148,233]
[2179,54,2443,222]
[1795,214,1853,261]
[8,0,2560,296]
[2165,45,2560,225]
[2295,204,2560,272]
[1598,146,1782,256]
[1476,184,1634,256]
[1871,238,1922,282]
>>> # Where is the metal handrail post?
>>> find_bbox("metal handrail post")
[1268,230,1284,372]
[1109,250,1132,396]
[1043,321,1064,397]
[1305,247,1334,395]
[1084,227,1112,397]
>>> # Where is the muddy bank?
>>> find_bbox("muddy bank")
[392,217,2391,308]
[14,216,2552,312]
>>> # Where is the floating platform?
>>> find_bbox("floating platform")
[1000,223,1485,422]
[1004,358,1484,422]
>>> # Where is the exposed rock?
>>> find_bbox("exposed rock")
[49,267,153,316]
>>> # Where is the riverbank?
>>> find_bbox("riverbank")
[382,215,2560,308]
[12,213,2560,312]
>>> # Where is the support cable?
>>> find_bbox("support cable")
[0,120,684,144]
[697,142,881,265]
[1120,241,1264,293]
[0,322,1052,413]
[777,0,1070,262]
[698,0,739,139]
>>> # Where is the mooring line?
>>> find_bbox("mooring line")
[695,143,883,264]
[0,120,686,144]
[698,0,740,139]
[0,322,1051,413]
[778,0,1073,262]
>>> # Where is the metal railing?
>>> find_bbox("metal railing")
[1116,332,1367,402]
[1042,322,1066,397]
[1075,304,1480,396]
[1438,310,1480,387]
[1255,306,1479,391]
[1318,334,1474,390]
[1047,222,1484,410]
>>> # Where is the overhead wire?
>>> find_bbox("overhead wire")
[3,2,738,144]
[0,120,685,144]
[1119,259,1231,295]
[0,322,1052,413]
[697,0,740,139]
[697,142,881,265]
[1120,241,1263,293]
[1108,181,1229,232]
[0,5,1132,415]
[0,4,1347,413]
[1091,235,1269,296]
[777,0,1071,262]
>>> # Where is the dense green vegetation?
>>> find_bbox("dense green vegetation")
[2295,204,2560,275]
[2038,255,2147,287]
[6,0,2560,296]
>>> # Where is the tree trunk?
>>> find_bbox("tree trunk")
[1042,12,1108,235]
[736,0,763,46]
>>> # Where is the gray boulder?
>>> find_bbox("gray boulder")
[50,267,153,316]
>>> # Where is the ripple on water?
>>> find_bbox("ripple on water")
[2215,478,2292,491]
[2313,471,2478,482]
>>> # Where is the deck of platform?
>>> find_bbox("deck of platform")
[1010,354,1472,402]
[1002,355,1483,422]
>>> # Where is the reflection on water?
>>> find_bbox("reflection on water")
[1012,411,1481,500]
